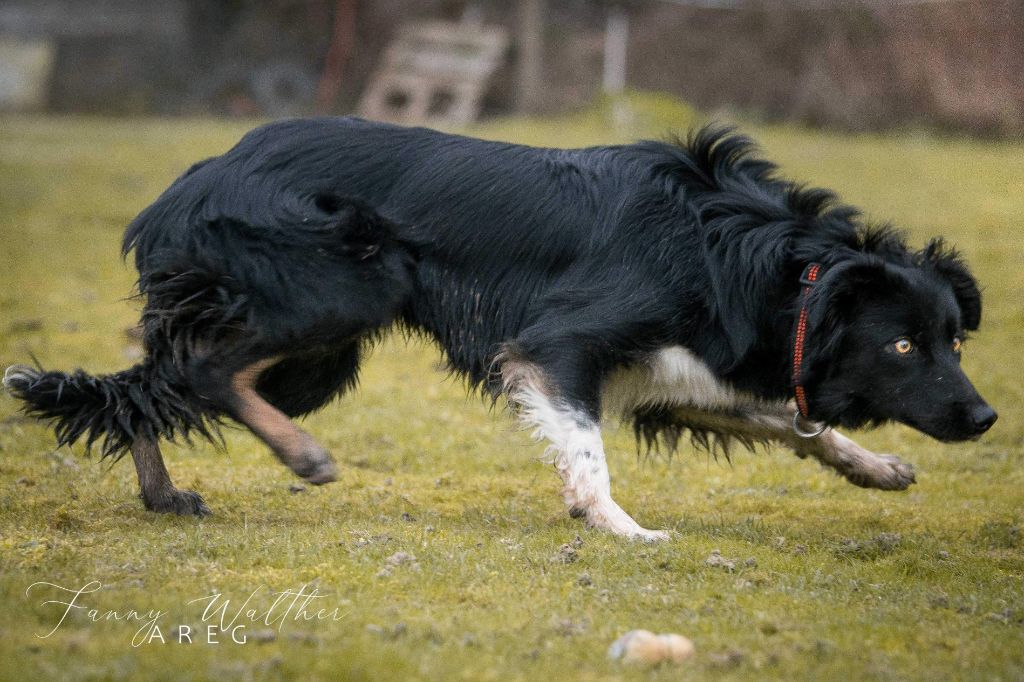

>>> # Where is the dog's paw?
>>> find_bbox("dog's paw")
[876,454,916,490]
[292,448,338,485]
[576,500,672,542]
[846,454,916,491]
[144,489,211,516]
[587,518,671,542]
[633,528,672,543]
[301,457,338,486]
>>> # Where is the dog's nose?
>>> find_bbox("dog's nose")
[971,404,998,434]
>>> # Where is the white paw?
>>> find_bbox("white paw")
[579,498,671,542]
[632,527,671,543]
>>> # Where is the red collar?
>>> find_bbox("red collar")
[792,263,823,418]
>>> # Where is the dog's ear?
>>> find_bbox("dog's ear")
[919,238,982,330]
[805,257,892,354]
[336,203,386,260]
[812,258,891,311]
[701,222,794,367]
[312,195,391,261]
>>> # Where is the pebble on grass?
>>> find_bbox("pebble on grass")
[705,549,736,571]
[608,630,695,666]
[554,544,578,564]
[386,551,417,566]
[708,648,746,668]
[378,551,419,577]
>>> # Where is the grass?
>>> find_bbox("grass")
[1,99,1022,680]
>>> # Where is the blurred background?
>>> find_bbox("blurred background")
[0,0,1021,136]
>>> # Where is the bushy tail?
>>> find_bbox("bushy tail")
[3,362,216,458]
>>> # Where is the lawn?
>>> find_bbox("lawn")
[1,100,1022,680]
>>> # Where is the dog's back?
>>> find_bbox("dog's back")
[126,117,670,387]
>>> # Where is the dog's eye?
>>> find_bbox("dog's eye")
[952,337,962,353]
[893,338,914,354]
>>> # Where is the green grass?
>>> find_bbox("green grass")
[1,100,1022,680]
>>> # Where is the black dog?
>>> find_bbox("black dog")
[4,120,996,539]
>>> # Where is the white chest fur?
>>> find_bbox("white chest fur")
[601,345,745,416]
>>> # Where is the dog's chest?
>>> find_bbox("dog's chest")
[601,346,741,415]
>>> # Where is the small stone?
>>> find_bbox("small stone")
[53,454,79,471]
[570,534,584,549]
[744,557,757,568]
[386,551,416,566]
[577,572,593,587]
[608,630,695,666]
[705,549,736,572]
[555,618,585,637]
[793,544,808,555]
[401,512,416,522]
[555,544,578,564]
[708,648,745,668]
[288,484,306,494]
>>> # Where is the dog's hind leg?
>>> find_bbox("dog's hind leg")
[226,357,339,484]
[130,437,211,516]
[500,355,670,542]
[184,352,340,484]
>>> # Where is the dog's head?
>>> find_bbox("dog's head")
[803,240,996,442]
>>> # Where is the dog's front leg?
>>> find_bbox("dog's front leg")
[544,409,670,542]
[793,425,917,491]
[647,405,916,491]
[735,406,917,490]
[500,358,669,541]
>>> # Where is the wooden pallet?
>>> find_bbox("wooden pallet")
[359,20,508,127]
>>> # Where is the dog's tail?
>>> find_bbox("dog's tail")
[3,361,215,458]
